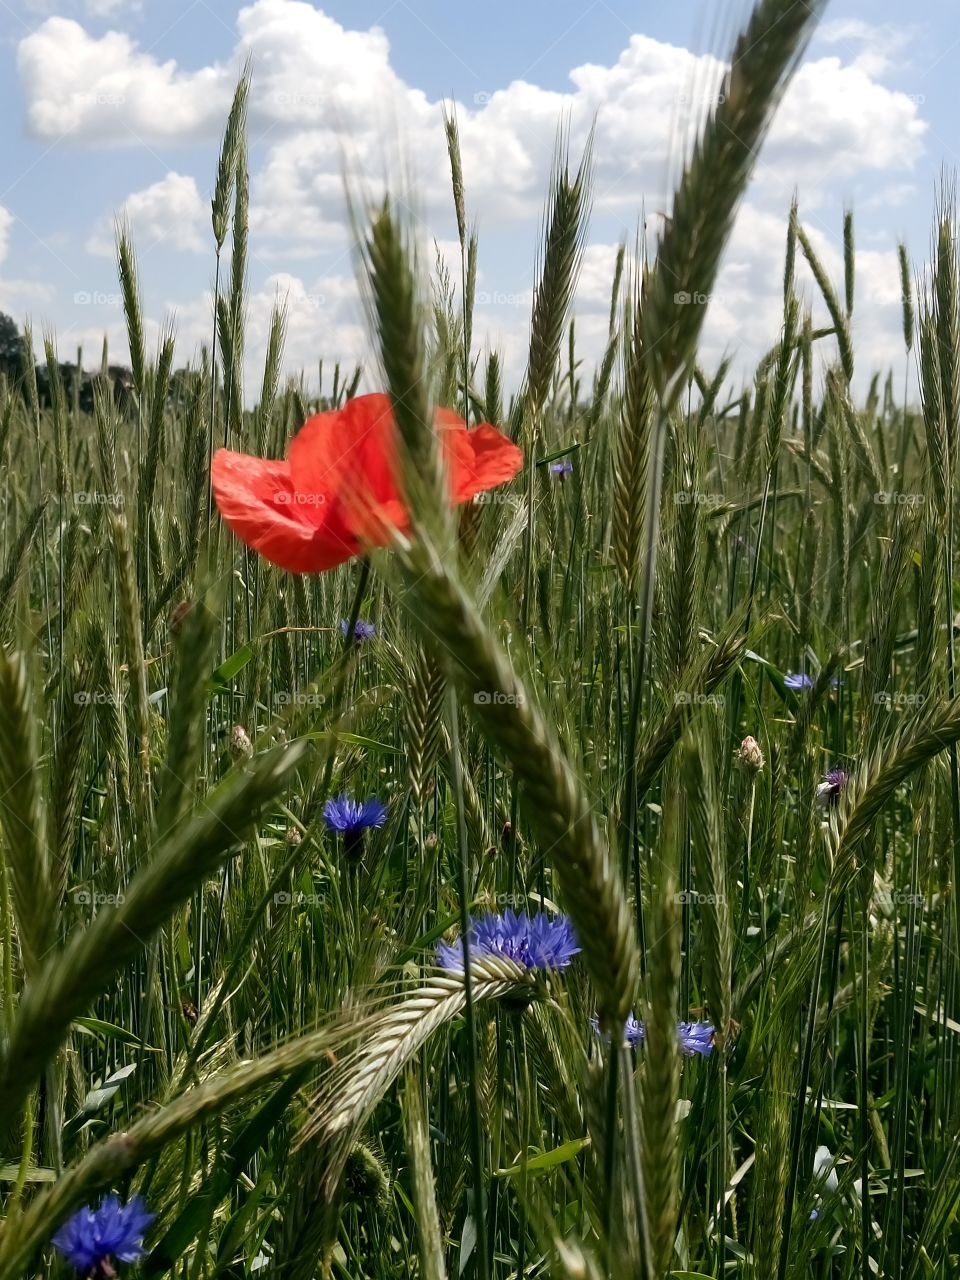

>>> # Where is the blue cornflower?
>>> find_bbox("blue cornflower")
[678,1020,715,1056]
[437,909,580,973]
[52,1194,155,1274]
[323,794,387,862]
[784,672,814,690]
[323,794,387,833]
[817,768,848,807]
[339,618,376,640]
[548,459,574,477]
[625,1014,646,1048]
[591,1013,646,1047]
[592,1015,709,1054]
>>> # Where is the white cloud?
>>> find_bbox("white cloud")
[0,207,58,320]
[12,1,930,396]
[694,204,911,388]
[759,58,926,189]
[87,172,208,257]
[166,268,367,395]
[17,19,230,143]
[24,0,142,15]
[86,0,143,16]
[816,19,913,78]
[0,207,12,268]
[18,6,925,207]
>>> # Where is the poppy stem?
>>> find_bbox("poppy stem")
[341,557,371,657]
[444,682,490,1280]
[317,557,372,802]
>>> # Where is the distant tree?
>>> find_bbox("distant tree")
[0,311,21,378]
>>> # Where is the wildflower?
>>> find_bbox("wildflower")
[678,1020,715,1056]
[212,393,523,573]
[736,735,764,772]
[52,1194,155,1275]
[228,724,253,761]
[323,793,387,862]
[591,1012,645,1047]
[548,459,574,477]
[784,672,814,690]
[436,908,580,973]
[591,1015,712,1055]
[817,768,848,806]
[339,618,376,640]
[169,599,191,638]
[343,1143,392,1210]
[808,1145,839,1220]
[625,1014,645,1047]
[285,825,303,847]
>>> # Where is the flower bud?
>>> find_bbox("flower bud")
[736,735,764,772]
[229,724,254,761]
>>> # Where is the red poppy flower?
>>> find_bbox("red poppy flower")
[212,393,523,573]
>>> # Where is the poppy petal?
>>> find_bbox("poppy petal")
[212,449,359,573]
[288,394,410,545]
[443,421,524,504]
[289,394,398,506]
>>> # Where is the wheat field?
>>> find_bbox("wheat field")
[2,0,960,1276]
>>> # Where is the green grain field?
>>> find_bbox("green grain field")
[2,0,959,1276]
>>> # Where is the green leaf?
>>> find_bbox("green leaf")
[495,1136,590,1177]
[67,1063,137,1128]
[301,730,402,755]
[73,1016,161,1052]
[0,1164,56,1182]
[209,643,255,693]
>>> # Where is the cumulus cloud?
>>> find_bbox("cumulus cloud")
[17,19,230,142]
[13,1,930,395]
[695,203,911,388]
[85,0,143,16]
[816,19,914,79]
[87,172,208,257]
[0,207,57,318]
[19,4,925,204]
[0,207,12,268]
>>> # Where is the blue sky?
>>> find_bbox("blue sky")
[0,0,955,392]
